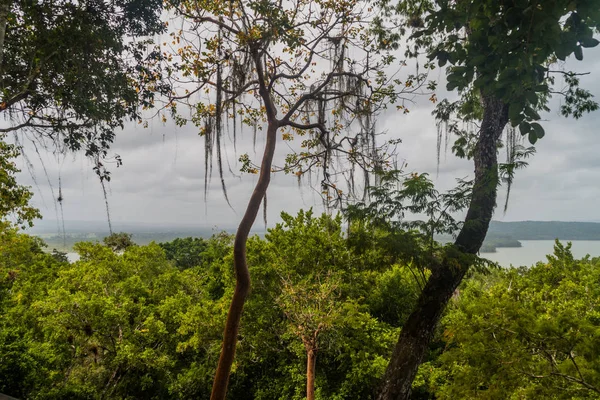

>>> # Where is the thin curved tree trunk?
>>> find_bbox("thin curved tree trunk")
[210,121,278,400]
[377,94,509,400]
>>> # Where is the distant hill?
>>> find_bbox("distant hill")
[28,219,600,253]
[26,219,267,252]
[488,221,600,240]
[26,219,239,235]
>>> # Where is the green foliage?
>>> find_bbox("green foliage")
[0,214,422,400]
[346,170,471,241]
[423,241,600,399]
[388,0,599,152]
[0,136,41,228]
[102,232,136,252]
[0,230,232,399]
[4,213,600,399]
[228,210,405,400]
[2,0,166,166]
[159,237,208,270]
[427,0,598,130]
[0,226,63,397]
[344,170,500,275]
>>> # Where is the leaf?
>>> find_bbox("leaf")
[446,81,459,91]
[469,55,487,66]
[447,72,462,82]
[465,68,475,84]
[411,30,426,39]
[525,91,538,105]
[574,45,583,61]
[555,41,574,61]
[438,52,448,67]
[530,122,545,139]
[528,131,538,144]
[524,107,541,120]
[580,37,600,48]
[508,103,522,121]
[519,122,531,135]
[473,77,487,88]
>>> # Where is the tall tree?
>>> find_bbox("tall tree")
[374,1,600,398]
[159,1,415,398]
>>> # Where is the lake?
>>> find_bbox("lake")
[482,240,600,267]
[65,240,600,267]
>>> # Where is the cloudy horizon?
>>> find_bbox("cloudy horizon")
[13,48,600,232]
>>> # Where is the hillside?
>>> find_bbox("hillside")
[488,221,600,240]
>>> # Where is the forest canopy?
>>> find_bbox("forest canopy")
[1,217,600,399]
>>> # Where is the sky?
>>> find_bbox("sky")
[14,45,600,232]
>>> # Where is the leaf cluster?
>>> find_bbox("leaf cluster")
[397,0,599,146]
[423,241,600,399]
[2,0,165,160]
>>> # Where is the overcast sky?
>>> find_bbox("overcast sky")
[14,47,600,232]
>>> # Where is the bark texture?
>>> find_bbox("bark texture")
[0,0,8,71]
[306,348,316,400]
[210,122,278,400]
[376,94,509,400]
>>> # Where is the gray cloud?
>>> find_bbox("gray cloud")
[15,46,600,231]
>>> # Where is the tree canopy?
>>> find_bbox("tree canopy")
[0,0,165,172]
[426,242,600,399]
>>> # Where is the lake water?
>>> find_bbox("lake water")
[482,240,600,267]
[65,240,600,267]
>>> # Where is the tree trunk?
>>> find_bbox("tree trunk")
[0,0,11,84]
[0,0,8,73]
[376,94,509,400]
[306,347,317,400]
[210,122,278,400]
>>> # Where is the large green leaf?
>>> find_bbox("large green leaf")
[528,131,538,144]
[580,37,600,48]
[509,103,523,121]
[530,122,545,139]
[519,121,531,136]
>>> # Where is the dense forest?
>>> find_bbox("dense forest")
[2,213,600,399]
[1,0,600,399]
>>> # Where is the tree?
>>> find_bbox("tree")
[231,210,402,400]
[374,1,600,398]
[159,237,208,270]
[430,242,600,399]
[267,210,350,400]
[278,274,342,400]
[0,0,166,191]
[0,237,229,399]
[158,1,412,398]
[0,210,422,399]
[103,232,136,252]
